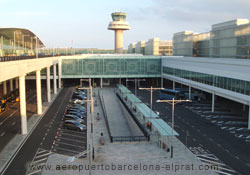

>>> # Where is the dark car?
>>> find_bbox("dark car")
[64,115,84,123]
[64,114,85,120]
[68,106,86,112]
[70,103,87,108]
[72,94,87,100]
[67,108,86,114]
[66,111,85,118]
[71,99,87,105]
[63,120,86,132]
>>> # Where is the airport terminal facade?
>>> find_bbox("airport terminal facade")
[0,19,250,133]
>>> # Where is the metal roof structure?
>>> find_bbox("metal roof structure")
[126,93,142,103]
[117,84,131,94]
[0,28,45,48]
[149,119,179,136]
[134,103,158,118]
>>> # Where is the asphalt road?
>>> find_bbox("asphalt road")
[2,87,73,175]
[0,88,45,151]
[136,89,250,175]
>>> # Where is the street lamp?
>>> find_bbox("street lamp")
[157,98,191,158]
[126,78,146,97]
[22,34,29,54]
[139,87,163,119]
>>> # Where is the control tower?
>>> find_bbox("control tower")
[108,12,130,54]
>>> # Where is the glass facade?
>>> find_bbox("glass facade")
[62,56,162,78]
[163,67,250,96]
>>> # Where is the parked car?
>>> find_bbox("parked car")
[72,94,87,100]
[66,111,84,118]
[67,108,86,114]
[64,115,84,124]
[72,99,87,105]
[63,120,86,132]
[68,106,86,112]
[64,114,85,120]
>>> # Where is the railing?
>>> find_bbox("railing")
[0,55,62,62]
[116,93,150,141]
[111,136,148,143]
[98,90,113,142]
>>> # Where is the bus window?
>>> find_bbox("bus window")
[159,89,180,100]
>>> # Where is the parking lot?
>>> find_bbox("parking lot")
[51,88,88,156]
[184,100,250,144]
[134,87,250,175]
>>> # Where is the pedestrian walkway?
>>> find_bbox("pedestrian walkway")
[101,88,133,137]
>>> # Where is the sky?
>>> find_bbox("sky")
[0,0,250,49]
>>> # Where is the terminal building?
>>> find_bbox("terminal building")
[0,28,44,56]
[0,19,250,137]
[128,38,172,56]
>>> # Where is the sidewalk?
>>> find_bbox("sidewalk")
[0,89,62,174]
[43,87,217,175]
[101,88,132,137]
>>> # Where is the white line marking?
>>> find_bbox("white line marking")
[34,152,53,160]
[32,157,48,164]
[55,141,85,149]
[1,132,5,136]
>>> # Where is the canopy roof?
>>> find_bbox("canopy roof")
[0,27,45,48]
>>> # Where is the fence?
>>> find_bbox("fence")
[98,90,113,142]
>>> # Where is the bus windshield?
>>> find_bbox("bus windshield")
[159,89,181,100]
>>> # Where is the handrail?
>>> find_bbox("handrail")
[98,90,113,142]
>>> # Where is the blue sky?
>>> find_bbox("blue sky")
[0,0,250,49]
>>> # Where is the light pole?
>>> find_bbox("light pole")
[139,87,163,119]
[157,98,191,158]
[22,34,29,54]
[126,78,146,97]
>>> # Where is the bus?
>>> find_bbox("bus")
[159,89,181,100]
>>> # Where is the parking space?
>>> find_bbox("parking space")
[183,100,250,144]
[51,87,88,157]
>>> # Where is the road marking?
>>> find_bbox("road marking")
[55,141,85,149]
[57,137,85,143]
[34,152,53,159]
[59,132,86,138]
[12,121,16,126]
[32,157,48,164]
[234,156,240,160]
[1,132,5,136]
[52,146,81,154]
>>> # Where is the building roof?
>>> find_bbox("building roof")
[149,119,179,136]
[126,93,142,103]
[134,103,158,118]
[0,28,45,48]
[117,84,131,94]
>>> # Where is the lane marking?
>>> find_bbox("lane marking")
[1,132,6,136]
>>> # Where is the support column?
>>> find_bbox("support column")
[100,78,103,88]
[248,105,250,129]
[188,86,191,100]
[46,66,51,102]
[173,81,175,90]
[53,64,57,94]
[15,78,18,89]
[212,93,215,112]
[19,75,27,135]
[10,79,13,92]
[3,81,7,95]
[36,70,42,115]
[161,77,163,88]
[58,62,62,89]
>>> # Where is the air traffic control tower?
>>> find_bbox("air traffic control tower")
[108,12,130,54]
